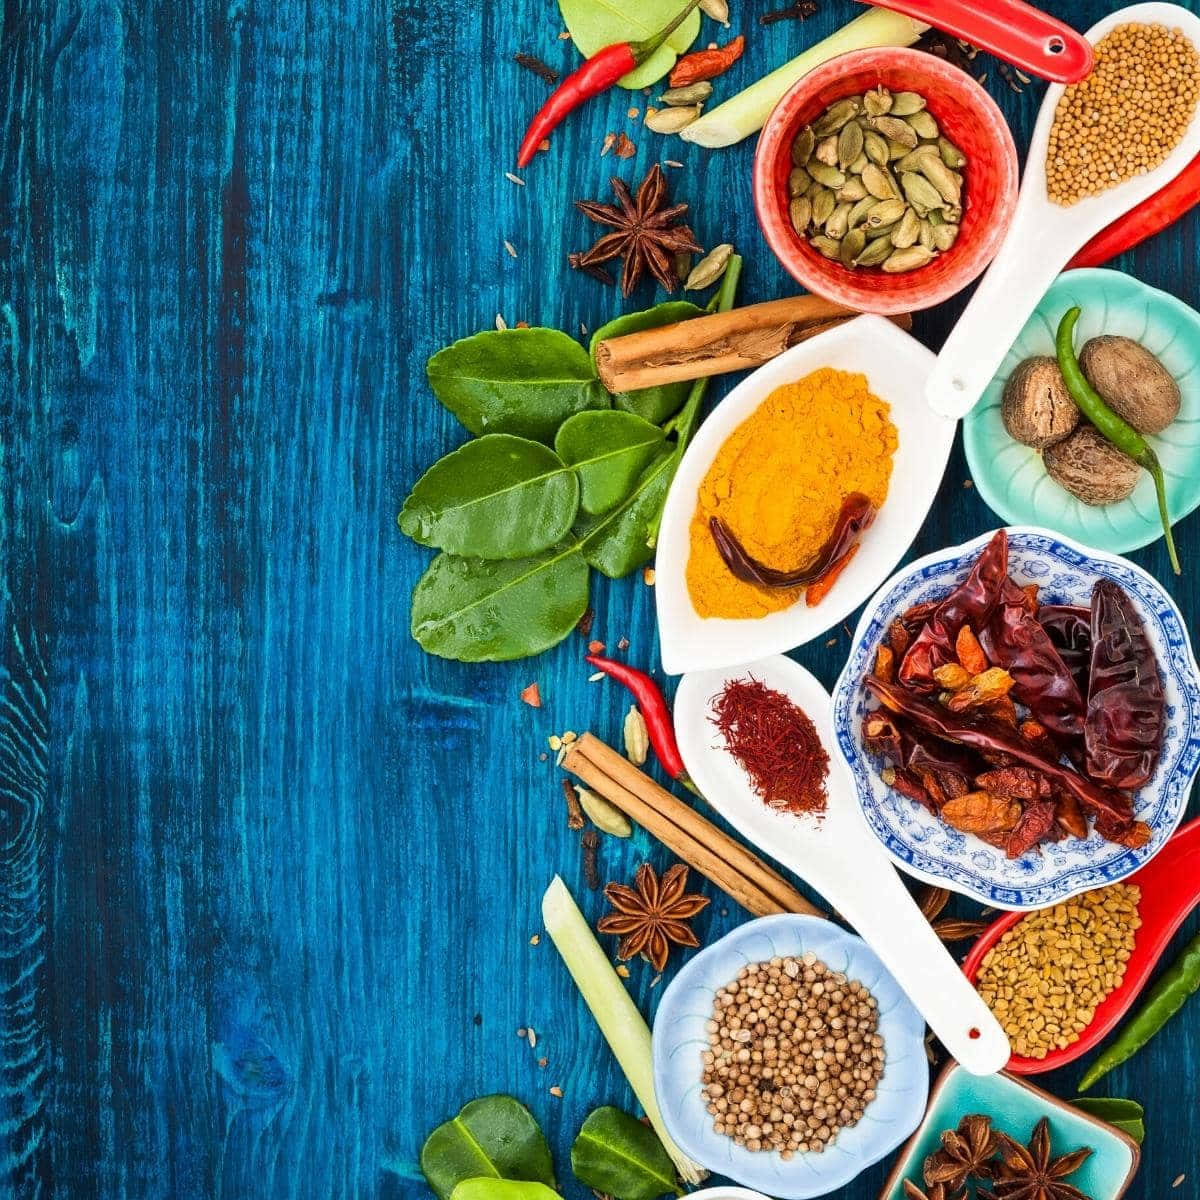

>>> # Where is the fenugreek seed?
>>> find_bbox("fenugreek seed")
[645,104,701,134]
[660,81,713,105]
[685,243,735,291]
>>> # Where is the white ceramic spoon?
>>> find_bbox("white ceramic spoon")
[674,654,1010,1076]
[927,2,1200,419]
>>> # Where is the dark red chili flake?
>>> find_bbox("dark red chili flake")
[710,678,829,816]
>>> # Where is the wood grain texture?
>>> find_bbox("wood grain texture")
[0,1,1197,1196]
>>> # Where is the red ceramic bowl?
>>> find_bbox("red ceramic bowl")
[753,48,1019,315]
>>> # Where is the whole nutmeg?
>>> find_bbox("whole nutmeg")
[1044,426,1141,506]
[1001,357,1080,448]
[1079,335,1181,434]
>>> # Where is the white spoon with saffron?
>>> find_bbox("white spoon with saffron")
[674,653,1010,1076]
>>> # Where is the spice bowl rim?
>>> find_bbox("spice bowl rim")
[830,525,1200,911]
[877,1061,1141,1200]
[752,46,1019,315]
[651,913,929,1200]
[654,314,954,676]
[963,266,1200,554]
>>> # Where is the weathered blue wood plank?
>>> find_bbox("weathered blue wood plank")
[0,0,1197,1197]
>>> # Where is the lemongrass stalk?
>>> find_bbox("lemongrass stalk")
[680,10,929,148]
[541,876,706,1186]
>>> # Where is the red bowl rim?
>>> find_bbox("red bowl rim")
[753,47,1020,315]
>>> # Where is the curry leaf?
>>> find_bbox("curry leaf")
[555,411,666,516]
[591,302,705,425]
[576,448,679,579]
[571,1106,678,1200]
[557,0,701,89]
[450,1183,561,1200]
[420,1096,556,1200]
[412,546,589,662]
[427,329,608,443]
[400,434,580,558]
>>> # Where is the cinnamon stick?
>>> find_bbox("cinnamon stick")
[594,297,913,394]
[564,734,823,919]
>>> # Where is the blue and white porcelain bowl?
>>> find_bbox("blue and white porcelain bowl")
[652,915,928,1200]
[832,527,1200,911]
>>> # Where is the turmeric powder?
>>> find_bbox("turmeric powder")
[686,367,898,619]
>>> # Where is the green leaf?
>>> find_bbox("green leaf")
[420,1096,556,1200]
[411,546,589,662]
[571,1106,678,1200]
[591,302,705,425]
[451,1182,560,1200]
[576,448,679,579]
[399,434,580,559]
[427,328,607,443]
[557,0,701,89]
[1072,1097,1146,1142]
[555,411,666,516]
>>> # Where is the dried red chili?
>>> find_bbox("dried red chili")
[1085,579,1165,789]
[899,530,1010,688]
[980,578,1086,742]
[711,678,829,816]
[1038,604,1092,694]
[668,34,745,87]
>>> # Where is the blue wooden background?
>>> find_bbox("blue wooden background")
[2,1,1198,1196]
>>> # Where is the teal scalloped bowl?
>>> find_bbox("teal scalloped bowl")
[963,269,1200,555]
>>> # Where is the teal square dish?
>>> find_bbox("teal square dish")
[963,268,1200,555]
[879,1064,1140,1200]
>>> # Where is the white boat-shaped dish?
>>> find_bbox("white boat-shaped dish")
[655,316,954,675]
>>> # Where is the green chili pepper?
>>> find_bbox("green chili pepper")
[1072,1097,1145,1143]
[1078,929,1200,1092]
[1055,307,1181,575]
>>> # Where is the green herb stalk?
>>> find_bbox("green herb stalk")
[1055,306,1181,575]
[1078,929,1200,1092]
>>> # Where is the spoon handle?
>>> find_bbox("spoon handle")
[861,0,1093,82]
[817,842,1011,1074]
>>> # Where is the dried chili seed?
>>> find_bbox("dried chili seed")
[875,644,896,682]
[955,626,989,674]
[668,35,744,87]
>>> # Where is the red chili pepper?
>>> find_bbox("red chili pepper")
[668,34,744,88]
[1068,151,1200,268]
[585,653,695,791]
[516,0,703,169]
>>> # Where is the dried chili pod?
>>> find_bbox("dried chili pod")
[980,579,1086,742]
[899,530,1010,688]
[1085,580,1165,790]
[1038,604,1092,694]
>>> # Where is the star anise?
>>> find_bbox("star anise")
[903,1180,962,1200]
[573,164,702,297]
[596,862,709,972]
[925,1113,1001,1193]
[983,1118,1093,1200]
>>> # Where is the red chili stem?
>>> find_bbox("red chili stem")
[1068,151,1200,268]
[516,0,703,168]
[585,654,692,786]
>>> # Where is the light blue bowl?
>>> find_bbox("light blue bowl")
[651,915,928,1200]
[880,1064,1140,1200]
[831,527,1200,910]
[964,268,1200,555]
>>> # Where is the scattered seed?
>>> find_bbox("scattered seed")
[587,639,606,653]
[562,730,577,744]
[495,313,508,331]
[527,1027,538,1045]
[520,682,541,707]
[614,133,636,159]
[538,1057,548,1068]
[664,159,684,168]
[1173,1174,1185,1188]
[601,132,616,156]
[503,240,517,258]
[643,567,656,586]
[628,107,640,119]
[548,735,562,751]
[549,1086,564,1098]
[588,672,605,683]
[616,964,631,978]
[505,172,525,187]
[618,637,630,651]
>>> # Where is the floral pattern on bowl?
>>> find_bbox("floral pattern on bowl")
[831,527,1200,910]
[963,268,1200,556]
[652,915,928,1200]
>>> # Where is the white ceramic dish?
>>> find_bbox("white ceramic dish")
[673,654,1009,1074]
[928,2,1200,418]
[831,527,1200,910]
[653,916,928,1200]
[655,316,953,676]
